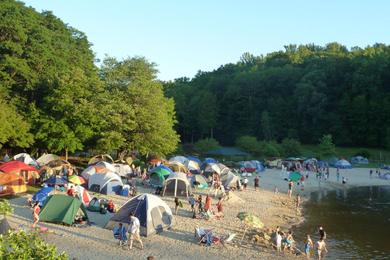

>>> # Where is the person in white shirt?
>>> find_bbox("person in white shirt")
[128,213,143,250]
[276,231,282,253]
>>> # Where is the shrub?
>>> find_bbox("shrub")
[354,150,370,159]
[318,134,336,157]
[281,138,301,157]
[194,138,220,153]
[0,231,67,259]
[259,140,281,157]
[235,135,260,154]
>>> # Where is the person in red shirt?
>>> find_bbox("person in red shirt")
[204,195,212,212]
[216,197,224,218]
[32,202,40,228]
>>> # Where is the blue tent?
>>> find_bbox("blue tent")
[351,156,369,165]
[204,158,217,164]
[187,156,202,165]
[45,176,67,186]
[100,181,123,195]
[32,186,54,206]
[335,159,352,169]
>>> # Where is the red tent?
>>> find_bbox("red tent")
[0,161,39,185]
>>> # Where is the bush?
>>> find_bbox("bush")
[259,140,281,157]
[194,138,220,153]
[235,135,260,154]
[318,134,336,157]
[0,230,67,259]
[281,138,301,157]
[0,200,13,216]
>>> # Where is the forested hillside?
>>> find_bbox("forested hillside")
[165,44,390,148]
[0,0,178,156]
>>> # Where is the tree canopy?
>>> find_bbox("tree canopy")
[165,43,390,149]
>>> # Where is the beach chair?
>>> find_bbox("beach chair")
[220,233,236,247]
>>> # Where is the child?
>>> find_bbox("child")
[188,194,196,213]
[197,195,203,213]
[174,197,180,215]
[276,231,282,253]
[114,223,128,246]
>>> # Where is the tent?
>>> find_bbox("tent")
[88,171,123,195]
[88,154,114,165]
[105,194,173,236]
[169,156,188,165]
[86,197,102,212]
[335,159,352,169]
[13,153,38,167]
[39,194,89,225]
[113,163,132,177]
[0,161,39,185]
[221,172,240,189]
[32,186,54,206]
[45,176,67,186]
[185,159,200,173]
[68,175,86,185]
[251,160,265,172]
[167,161,188,173]
[81,161,117,181]
[204,163,221,174]
[74,185,91,205]
[351,156,369,165]
[162,172,191,197]
[289,172,302,182]
[149,165,172,187]
[0,172,27,196]
[188,174,208,189]
[36,154,60,166]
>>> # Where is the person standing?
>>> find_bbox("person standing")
[304,234,314,259]
[369,169,373,178]
[197,195,203,213]
[254,176,260,191]
[128,213,143,250]
[288,181,294,198]
[174,197,180,215]
[296,194,301,212]
[242,177,248,190]
[204,195,212,212]
[216,197,223,218]
[276,231,282,253]
[317,238,328,260]
[318,226,326,240]
[32,202,40,228]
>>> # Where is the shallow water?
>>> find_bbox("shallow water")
[293,186,390,259]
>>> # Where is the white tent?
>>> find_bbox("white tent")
[13,153,38,167]
[222,172,240,188]
[81,161,118,181]
[169,156,188,165]
[88,171,123,194]
[74,185,92,205]
[37,154,60,166]
[105,194,173,236]
[163,172,191,197]
[113,163,132,177]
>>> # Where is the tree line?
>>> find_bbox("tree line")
[164,43,390,150]
[0,0,179,157]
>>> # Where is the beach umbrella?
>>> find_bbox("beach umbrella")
[237,212,264,243]
[289,172,302,182]
[68,175,86,185]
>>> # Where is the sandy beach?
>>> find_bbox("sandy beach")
[6,167,389,260]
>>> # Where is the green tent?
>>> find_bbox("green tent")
[39,194,89,225]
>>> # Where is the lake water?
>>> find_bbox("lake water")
[293,186,390,259]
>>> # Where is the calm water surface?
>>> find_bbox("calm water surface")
[294,186,390,259]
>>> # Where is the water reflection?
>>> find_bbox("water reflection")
[294,186,390,259]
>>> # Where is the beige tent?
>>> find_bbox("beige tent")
[162,172,191,197]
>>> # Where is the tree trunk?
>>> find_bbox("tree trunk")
[65,148,68,161]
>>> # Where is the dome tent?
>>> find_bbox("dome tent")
[149,165,172,187]
[335,159,352,169]
[88,171,123,195]
[162,172,191,197]
[105,194,173,236]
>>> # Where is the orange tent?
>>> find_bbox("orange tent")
[0,161,39,185]
[0,172,27,196]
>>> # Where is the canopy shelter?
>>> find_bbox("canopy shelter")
[0,172,27,196]
[88,171,123,195]
[88,154,114,165]
[149,165,172,187]
[162,172,191,197]
[36,154,60,166]
[13,153,38,167]
[335,159,352,169]
[32,186,54,206]
[0,161,39,185]
[39,194,89,225]
[105,194,173,236]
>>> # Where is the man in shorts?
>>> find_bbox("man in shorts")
[128,212,143,250]
[254,176,260,191]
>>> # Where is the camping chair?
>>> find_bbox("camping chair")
[194,227,215,246]
[220,233,236,247]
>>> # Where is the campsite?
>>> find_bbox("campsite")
[1,1,390,259]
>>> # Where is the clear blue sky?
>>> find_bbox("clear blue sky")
[22,0,390,81]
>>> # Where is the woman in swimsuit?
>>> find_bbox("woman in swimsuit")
[304,234,313,258]
[317,238,328,260]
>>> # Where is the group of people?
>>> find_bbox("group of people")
[183,194,224,219]
[115,212,144,250]
[274,225,328,259]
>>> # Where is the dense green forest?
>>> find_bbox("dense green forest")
[164,44,390,149]
[0,0,178,157]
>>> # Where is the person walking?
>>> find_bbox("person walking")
[288,181,294,198]
[254,176,260,191]
[128,213,144,250]
[32,202,40,228]
[316,238,328,260]
[174,197,180,215]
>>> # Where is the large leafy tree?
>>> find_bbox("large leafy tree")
[98,57,179,156]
